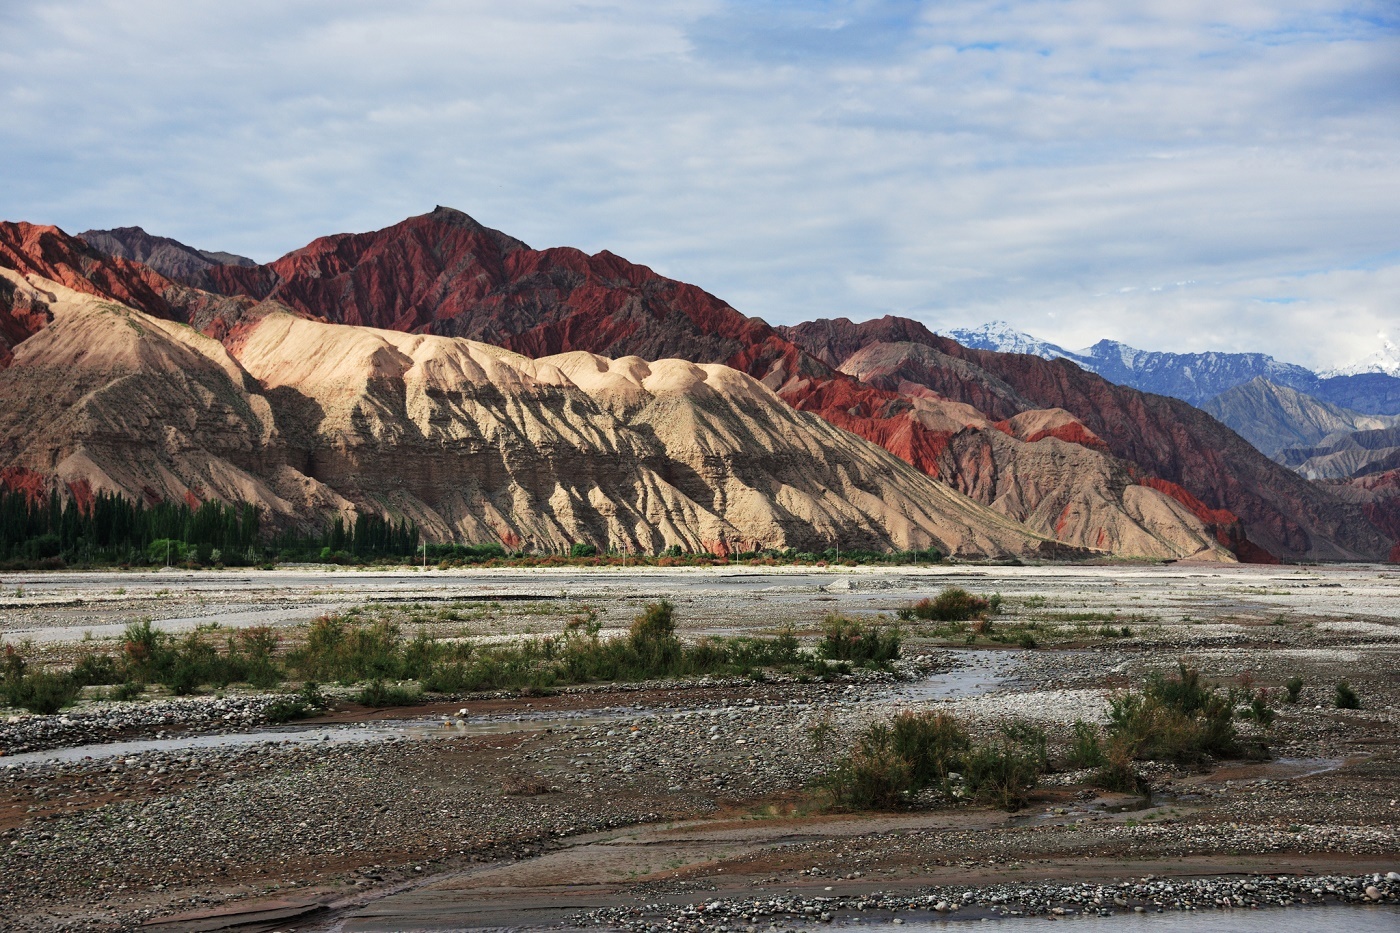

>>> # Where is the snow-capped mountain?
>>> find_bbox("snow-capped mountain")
[941,322,1318,405]
[1318,334,1400,379]
[1071,340,1318,405]
[944,321,1073,361]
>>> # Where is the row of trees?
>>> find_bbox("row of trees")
[274,513,422,560]
[0,489,260,564]
[0,485,946,567]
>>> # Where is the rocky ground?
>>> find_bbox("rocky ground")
[0,563,1397,931]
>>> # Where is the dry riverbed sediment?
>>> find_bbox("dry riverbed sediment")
[0,562,1397,931]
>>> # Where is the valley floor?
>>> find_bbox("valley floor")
[0,563,1397,930]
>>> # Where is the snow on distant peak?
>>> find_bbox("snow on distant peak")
[1318,333,1400,379]
[944,321,1071,360]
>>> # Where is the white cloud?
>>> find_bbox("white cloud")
[0,0,1395,369]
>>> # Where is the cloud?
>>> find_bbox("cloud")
[0,0,1395,368]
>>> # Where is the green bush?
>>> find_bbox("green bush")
[71,652,122,686]
[826,711,967,809]
[825,743,915,810]
[569,543,597,558]
[890,711,970,787]
[816,616,900,667]
[107,681,144,701]
[902,587,993,623]
[357,679,421,707]
[286,603,820,696]
[962,742,1041,810]
[1106,664,1238,765]
[1335,681,1361,710]
[1241,692,1276,728]
[265,682,327,723]
[629,599,680,671]
[1093,737,1149,794]
[1065,720,1105,769]
[1000,719,1049,772]
[1284,676,1304,704]
[824,711,977,810]
[4,668,80,714]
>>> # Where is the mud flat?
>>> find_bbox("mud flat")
[0,563,1396,931]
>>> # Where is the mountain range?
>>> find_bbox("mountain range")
[947,321,1400,413]
[2,210,1397,563]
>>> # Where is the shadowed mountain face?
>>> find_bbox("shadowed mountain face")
[5,209,1397,562]
[1202,377,1400,480]
[78,227,256,281]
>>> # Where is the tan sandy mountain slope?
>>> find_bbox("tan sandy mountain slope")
[235,312,1061,557]
[6,276,1174,558]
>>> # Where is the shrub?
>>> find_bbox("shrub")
[905,587,992,623]
[1105,663,1237,765]
[1093,738,1149,794]
[1334,681,1361,710]
[122,618,164,678]
[629,600,681,673]
[108,681,144,701]
[357,679,421,708]
[1241,691,1276,728]
[1284,676,1304,704]
[962,742,1040,810]
[824,711,971,809]
[265,682,327,723]
[999,719,1049,772]
[1065,720,1105,769]
[890,711,969,787]
[287,604,816,696]
[71,651,122,687]
[4,668,80,714]
[569,543,597,558]
[825,743,914,810]
[1,643,25,683]
[816,616,900,667]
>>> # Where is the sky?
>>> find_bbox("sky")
[2,0,1397,370]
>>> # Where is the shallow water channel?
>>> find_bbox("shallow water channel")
[897,649,1019,703]
[0,709,639,767]
[2,649,1019,768]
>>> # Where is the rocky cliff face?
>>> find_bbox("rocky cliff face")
[0,222,178,320]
